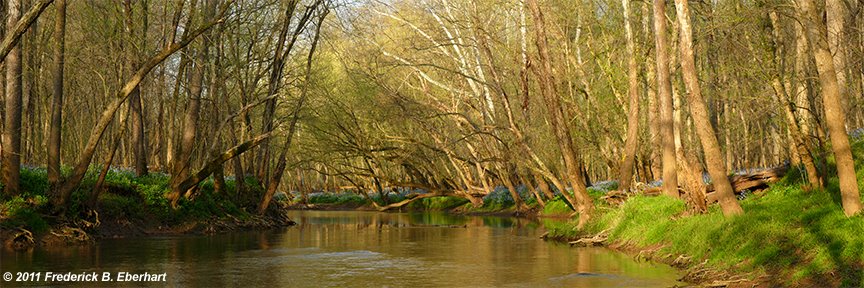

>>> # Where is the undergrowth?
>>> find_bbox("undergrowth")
[1,167,269,234]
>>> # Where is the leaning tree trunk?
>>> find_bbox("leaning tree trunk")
[526,0,594,227]
[0,0,53,64]
[651,0,678,198]
[767,11,822,189]
[258,6,327,214]
[798,0,862,216]
[673,0,742,215]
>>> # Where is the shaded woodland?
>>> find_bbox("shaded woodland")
[0,0,862,222]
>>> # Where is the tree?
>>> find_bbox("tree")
[169,0,216,206]
[47,0,66,194]
[526,0,594,226]
[0,0,53,63]
[673,0,742,215]
[54,1,231,210]
[2,0,24,196]
[797,0,862,216]
[651,0,678,198]
[617,0,639,193]
[124,0,149,177]
[259,4,329,214]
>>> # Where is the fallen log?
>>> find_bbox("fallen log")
[600,190,630,205]
[705,165,788,204]
[373,192,448,211]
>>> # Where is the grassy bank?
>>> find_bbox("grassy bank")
[1,168,292,249]
[544,142,864,287]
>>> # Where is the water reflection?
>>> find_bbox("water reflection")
[1,211,681,287]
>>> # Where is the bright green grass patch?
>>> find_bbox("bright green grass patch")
[546,181,864,285]
[406,196,469,211]
[541,197,572,216]
[308,192,368,206]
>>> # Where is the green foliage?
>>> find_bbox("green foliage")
[0,196,50,234]
[308,192,368,206]
[0,167,265,234]
[19,167,49,195]
[99,193,142,219]
[541,197,572,216]
[370,192,407,205]
[406,196,469,211]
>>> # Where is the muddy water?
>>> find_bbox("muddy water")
[1,211,681,287]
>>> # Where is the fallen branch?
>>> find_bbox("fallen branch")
[569,229,609,247]
[705,165,789,204]
[373,192,448,211]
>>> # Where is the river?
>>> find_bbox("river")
[1,211,682,287]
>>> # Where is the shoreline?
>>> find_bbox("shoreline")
[1,208,296,250]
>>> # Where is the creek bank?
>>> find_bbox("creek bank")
[542,179,864,287]
[548,230,769,288]
[1,169,295,251]
[2,206,295,251]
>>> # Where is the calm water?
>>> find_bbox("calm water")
[1,211,681,287]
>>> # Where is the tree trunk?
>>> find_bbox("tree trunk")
[54,5,228,210]
[257,0,310,183]
[231,122,245,198]
[2,0,23,196]
[258,6,327,214]
[618,0,639,192]
[798,0,862,216]
[123,0,149,177]
[0,0,53,63]
[526,0,594,226]
[825,0,848,111]
[174,131,276,195]
[767,11,823,189]
[47,0,65,194]
[652,0,679,198]
[169,0,216,206]
[91,106,131,208]
[519,171,545,206]
[501,168,528,213]
[673,0,742,215]
[793,24,813,138]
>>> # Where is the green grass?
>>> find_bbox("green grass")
[541,197,572,216]
[308,192,368,206]
[406,196,469,211]
[545,139,864,286]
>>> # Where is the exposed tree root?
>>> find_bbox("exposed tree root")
[568,229,609,247]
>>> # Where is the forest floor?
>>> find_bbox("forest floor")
[0,170,294,250]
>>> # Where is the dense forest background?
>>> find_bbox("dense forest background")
[0,0,862,219]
